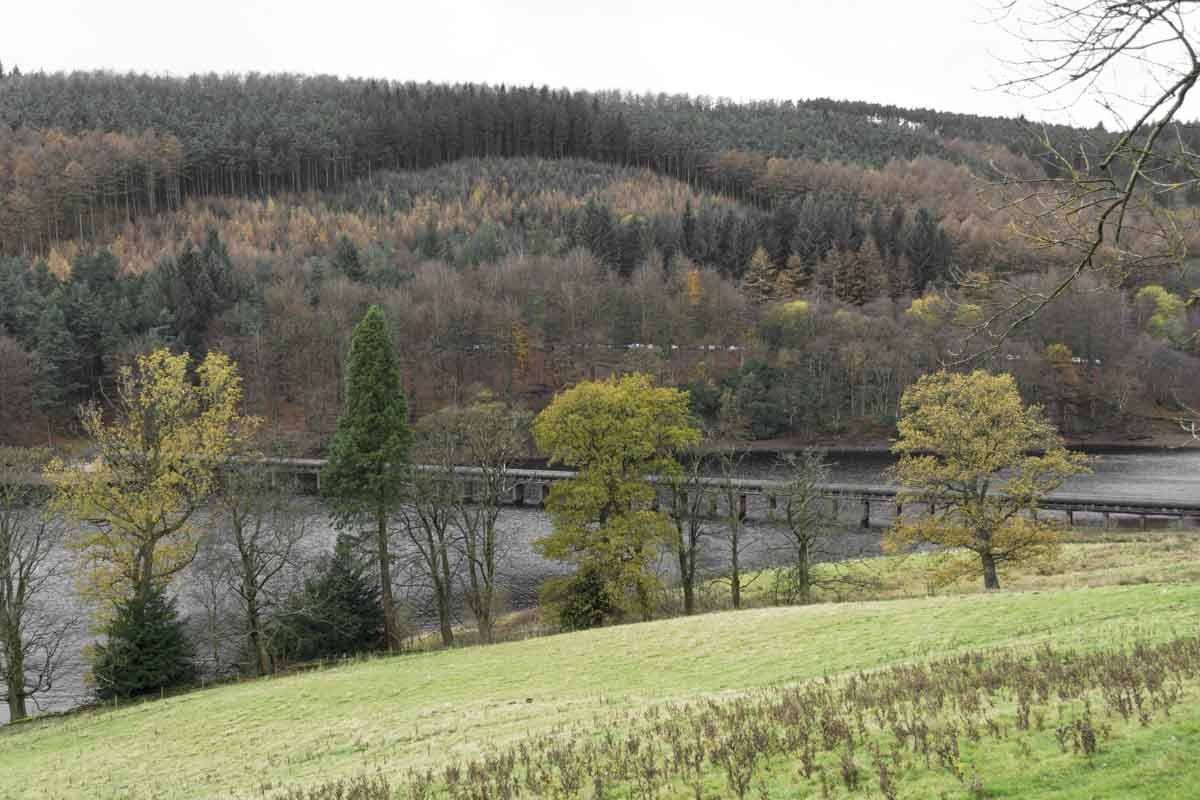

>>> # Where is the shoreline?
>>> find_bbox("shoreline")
[723,428,1198,457]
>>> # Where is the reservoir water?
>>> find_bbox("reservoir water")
[4,447,1197,724]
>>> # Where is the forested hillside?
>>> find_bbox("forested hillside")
[0,71,1098,258]
[1,70,1198,448]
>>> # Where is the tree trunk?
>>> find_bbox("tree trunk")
[134,540,156,601]
[730,549,741,610]
[476,599,494,645]
[635,581,653,622]
[436,573,455,648]
[980,551,1000,591]
[466,523,493,645]
[796,540,812,604]
[376,506,397,652]
[677,537,695,615]
[5,680,27,723]
[3,629,27,721]
[245,591,270,677]
[438,539,455,646]
[427,524,455,648]
[729,514,742,609]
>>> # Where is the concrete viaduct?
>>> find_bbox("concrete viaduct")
[264,458,1200,530]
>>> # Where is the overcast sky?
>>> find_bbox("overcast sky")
[3,0,1192,127]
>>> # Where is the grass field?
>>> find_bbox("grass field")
[3,578,1200,799]
[721,532,1200,607]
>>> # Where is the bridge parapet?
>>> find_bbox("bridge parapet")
[252,458,1200,528]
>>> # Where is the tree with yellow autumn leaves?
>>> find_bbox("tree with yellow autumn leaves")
[534,374,700,625]
[885,370,1088,590]
[46,349,259,605]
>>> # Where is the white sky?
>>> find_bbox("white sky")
[2,0,1194,127]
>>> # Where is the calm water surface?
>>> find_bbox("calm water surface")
[5,448,1197,723]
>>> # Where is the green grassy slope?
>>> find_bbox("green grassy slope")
[3,583,1199,799]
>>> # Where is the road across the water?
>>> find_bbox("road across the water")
[261,453,1200,524]
[5,447,1197,725]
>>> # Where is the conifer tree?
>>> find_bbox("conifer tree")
[332,236,366,281]
[740,245,776,302]
[321,306,411,651]
[152,230,238,355]
[272,533,385,662]
[91,584,195,701]
[32,301,82,419]
[680,200,696,258]
[904,208,950,295]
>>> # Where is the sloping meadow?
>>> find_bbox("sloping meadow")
[3,583,1200,799]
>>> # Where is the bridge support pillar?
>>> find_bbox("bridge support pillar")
[514,482,526,505]
[860,499,870,529]
[1139,514,1147,531]
[738,493,748,521]
[1066,510,1075,527]
[1103,512,1112,530]
[767,494,777,521]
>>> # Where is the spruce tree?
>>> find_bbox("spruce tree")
[680,200,696,258]
[904,208,950,294]
[273,533,385,662]
[91,585,195,701]
[321,305,411,651]
[152,230,238,355]
[32,301,82,420]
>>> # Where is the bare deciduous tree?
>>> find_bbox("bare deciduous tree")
[0,448,74,722]
[771,450,835,605]
[443,401,530,644]
[665,447,713,615]
[707,401,760,610]
[401,433,461,647]
[211,466,309,676]
[967,1,1200,355]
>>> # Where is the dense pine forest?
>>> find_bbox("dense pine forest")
[2,69,1198,448]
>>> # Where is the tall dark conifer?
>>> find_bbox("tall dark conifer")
[680,200,696,258]
[321,305,411,651]
[904,208,950,295]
